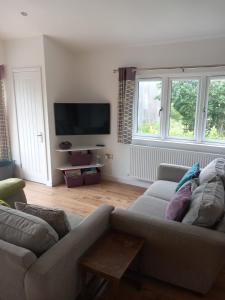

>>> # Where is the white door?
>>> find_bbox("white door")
[13,68,48,184]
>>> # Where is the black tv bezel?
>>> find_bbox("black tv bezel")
[54,102,111,136]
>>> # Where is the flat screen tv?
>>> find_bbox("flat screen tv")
[54,103,110,135]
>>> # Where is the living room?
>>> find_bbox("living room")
[0,1,225,300]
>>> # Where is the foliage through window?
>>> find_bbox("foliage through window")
[135,74,225,145]
[137,80,162,136]
[169,79,199,139]
[205,78,225,141]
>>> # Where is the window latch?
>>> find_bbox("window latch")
[159,107,163,116]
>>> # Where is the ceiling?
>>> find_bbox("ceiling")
[1,0,225,51]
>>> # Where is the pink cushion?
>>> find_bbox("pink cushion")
[165,183,192,222]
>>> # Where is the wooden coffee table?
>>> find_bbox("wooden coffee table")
[79,230,144,299]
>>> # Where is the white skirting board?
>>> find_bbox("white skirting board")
[102,174,151,188]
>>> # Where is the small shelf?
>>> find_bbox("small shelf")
[56,146,105,152]
[57,163,104,171]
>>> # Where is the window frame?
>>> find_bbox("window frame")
[133,69,225,147]
[134,77,163,138]
[202,75,225,144]
[166,76,201,142]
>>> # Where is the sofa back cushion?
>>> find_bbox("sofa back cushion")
[15,202,70,239]
[165,183,192,221]
[182,176,224,227]
[0,206,58,255]
[199,158,225,185]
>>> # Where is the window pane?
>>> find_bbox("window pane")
[137,80,162,135]
[169,79,198,139]
[205,78,225,141]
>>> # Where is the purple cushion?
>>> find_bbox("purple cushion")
[165,183,192,221]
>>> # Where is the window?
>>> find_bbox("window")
[137,80,162,136]
[169,79,199,139]
[205,78,225,141]
[134,73,225,146]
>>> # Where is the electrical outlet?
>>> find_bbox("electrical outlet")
[104,153,113,159]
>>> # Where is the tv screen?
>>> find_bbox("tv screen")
[54,103,110,135]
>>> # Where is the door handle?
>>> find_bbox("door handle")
[36,133,43,143]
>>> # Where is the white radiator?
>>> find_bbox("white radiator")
[130,145,225,182]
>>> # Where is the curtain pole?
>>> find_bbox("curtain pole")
[113,64,225,73]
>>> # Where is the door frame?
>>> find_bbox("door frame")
[12,66,49,184]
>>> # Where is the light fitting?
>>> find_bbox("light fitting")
[20,11,28,16]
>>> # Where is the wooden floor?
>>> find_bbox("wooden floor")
[99,273,225,300]
[24,180,225,300]
[24,180,145,216]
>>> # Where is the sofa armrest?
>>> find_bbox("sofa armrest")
[25,204,114,300]
[157,163,189,182]
[0,239,36,300]
[111,208,225,294]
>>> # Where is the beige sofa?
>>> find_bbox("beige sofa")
[111,163,225,294]
[0,203,114,300]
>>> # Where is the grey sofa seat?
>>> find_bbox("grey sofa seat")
[144,180,177,202]
[129,195,168,219]
[0,202,114,300]
[25,204,114,300]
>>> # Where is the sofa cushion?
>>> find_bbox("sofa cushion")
[15,202,70,239]
[144,180,177,202]
[65,211,84,230]
[165,183,192,221]
[129,195,168,219]
[199,158,225,185]
[0,178,25,198]
[176,163,200,192]
[0,205,58,255]
[182,176,224,227]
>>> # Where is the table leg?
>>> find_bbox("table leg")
[136,252,143,290]
[80,268,87,300]
[108,280,120,300]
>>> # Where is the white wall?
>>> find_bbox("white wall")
[4,36,80,186]
[4,36,225,187]
[0,40,4,64]
[42,36,80,185]
[3,36,52,183]
[74,37,225,185]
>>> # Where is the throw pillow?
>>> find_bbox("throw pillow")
[199,158,225,185]
[182,176,224,227]
[178,177,199,192]
[165,182,192,221]
[15,202,70,239]
[0,205,58,255]
[176,163,200,192]
[0,199,9,207]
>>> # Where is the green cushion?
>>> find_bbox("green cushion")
[0,178,25,199]
[0,200,9,207]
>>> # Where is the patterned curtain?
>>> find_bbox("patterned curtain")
[0,65,10,160]
[118,67,136,144]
